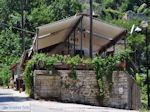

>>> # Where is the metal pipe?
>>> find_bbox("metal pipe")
[145,27,150,109]
[74,30,76,55]
[89,0,93,58]
[20,0,25,52]
[68,36,70,54]
[80,18,83,57]
[36,28,39,52]
[113,45,115,53]
[124,36,127,49]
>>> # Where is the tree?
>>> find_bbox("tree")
[0,29,21,65]
[29,0,82,27]
[0,65,9,86]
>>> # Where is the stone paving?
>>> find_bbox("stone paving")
[0,87,139,112]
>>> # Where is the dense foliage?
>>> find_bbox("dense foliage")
[0,0,82,86]
[0,65,9,86]
[0,0,82,65]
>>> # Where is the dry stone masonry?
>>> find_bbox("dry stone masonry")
[33,70,140,110]
[105,71,140,110]
[60,70,100,105]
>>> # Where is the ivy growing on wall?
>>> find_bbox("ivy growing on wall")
[23,53,59,95]
[91,49,131,102]
[23,50,130,98]
[64,55,80,80]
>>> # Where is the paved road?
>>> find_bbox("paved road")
[0,87,138,112]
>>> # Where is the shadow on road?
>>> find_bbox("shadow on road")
[0,93,12,95]
[0,96,31,102]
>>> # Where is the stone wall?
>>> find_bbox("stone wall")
[105,71,140,110]
[33,70,140,110]
[34,70,100,105]
[60,70,100,105]
[128,72,141,110]
[34,70,61,100]
[106,71,129,109]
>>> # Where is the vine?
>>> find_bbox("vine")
[23,49,130,98]
[64,55,80,80]
[92,49,131,102]
[23,53,59,95]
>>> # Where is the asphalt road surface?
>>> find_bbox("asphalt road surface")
[0,87,138,112]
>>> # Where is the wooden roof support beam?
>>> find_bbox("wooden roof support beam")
[98,30,127,54]
[64,15,83,42]
[85,30,113,41]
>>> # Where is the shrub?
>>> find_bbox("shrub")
[0,66,10,86]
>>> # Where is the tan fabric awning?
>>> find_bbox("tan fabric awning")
[34,15,82,50]
[32,14,127,53]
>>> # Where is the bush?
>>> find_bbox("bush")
[0,66,10,86]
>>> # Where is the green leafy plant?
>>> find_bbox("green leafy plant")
[23,50,130,98]
[92,56,116,100]
[114,49,131,61]
[91,49,131,102]
[23,53,59,95]
[92,57,105,98]
[64,55,80,80]
[0,65,10,86]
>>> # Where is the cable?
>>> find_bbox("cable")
[0,23,35,35]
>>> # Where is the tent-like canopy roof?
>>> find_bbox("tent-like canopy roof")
[32,14,127,54]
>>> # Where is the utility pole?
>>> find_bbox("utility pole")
[131,21,149,109]
[141,21,149,109]
[20,0,25,52]
[89,0,93,58]
[80,19,83,57]
[145,27,150,109]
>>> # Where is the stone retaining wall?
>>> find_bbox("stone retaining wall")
[34,70,61,100]
[106,71,140,110]
[60,70,100,105]
[33,70,140,110]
